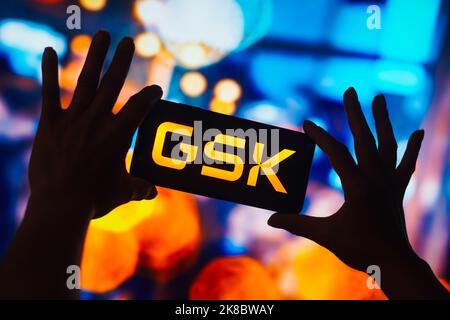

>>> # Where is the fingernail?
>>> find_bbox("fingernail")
[267,214,283,227]
[418,129,425,140]
[121,36,134,44]
[94,30,111,44]
[374,93,386,104]
[150,84,163,93]
[149,85,163,100]
[344,87,357,99]
[303,120,316,131]
[303,120,315,126]
[94,29,108,37]
[146,186,158,199]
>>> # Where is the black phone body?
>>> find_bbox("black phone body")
[131,100,315,212]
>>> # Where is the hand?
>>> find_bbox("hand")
[269,87,423,272]
[0,30,162,299]
[30,30,162,219]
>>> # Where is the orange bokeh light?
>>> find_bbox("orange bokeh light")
[79,0,107,12]
[293,244,378,299]
[190,256,280,300]
[81,224,139,294]
[133,188,201,278]
[70,34,91,57]
[213,79,241,103]
[439,278,450,291]
[80,183,200,291]
[60,58,84,92]
[135,32,162,58]
[209,97,236,115]
[112,80,140,114]
[269,240,387,300]
[180,71,207,97]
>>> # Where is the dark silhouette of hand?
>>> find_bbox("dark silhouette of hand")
[31,30,162,219]
[0,30,162,299]
[268,88,448,299]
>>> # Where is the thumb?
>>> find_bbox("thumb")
[127,176,158,201]
[92,176,158,219]
[116,85,163,133]
[268,213,327,244]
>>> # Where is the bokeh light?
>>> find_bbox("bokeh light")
[135,32,162,58]
[177,43,208,69]
[70,34,91,57]
[209,98,236,115]
[79,0,107,12]
[225,205,292,261]
[213,79,242,103]
[134,188,200,278]
[91,200,155,233]
[0,19,66,78]
[190,256,280,299]
[81,186,200,290]
[268,240,387,300]
[156,0,243,68]
[0,0,448,300]
[60,59,84,93]
[134,0,166,25]
[180,71,207,97]
[140,0,272,68]
[133,188,200,278]
[81,224,139,293]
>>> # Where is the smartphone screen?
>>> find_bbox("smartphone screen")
[131,100,315,212]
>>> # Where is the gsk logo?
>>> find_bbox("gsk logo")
[151,121,296,194]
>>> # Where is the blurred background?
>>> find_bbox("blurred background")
[0,0,449,299]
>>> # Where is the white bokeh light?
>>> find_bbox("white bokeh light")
[136,0,272,68]
[160,0,244,52]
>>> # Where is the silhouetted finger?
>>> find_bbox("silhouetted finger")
[91,37,135,115]
[372,94,397,169]
[41,47,60,119]
[128,176,158,201]
[94,176,157,219]
[70,30,110,113]
[268,213,327,245]
[397,130,424,192]
[115,85,162,134]
[343,87,378,169]
[304,120,357,185]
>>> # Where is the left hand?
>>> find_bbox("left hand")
[30,30,162,219]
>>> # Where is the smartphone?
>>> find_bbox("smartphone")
[131,100,315,212]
